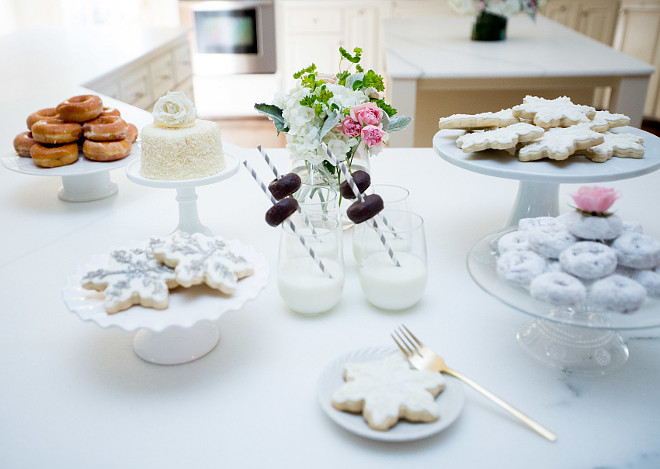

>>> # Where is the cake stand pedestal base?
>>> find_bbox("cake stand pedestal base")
[175,187,213,235]
[133,321,220,365]
[59,171,117,202]
[516,318,629,376]
[506,181,560,228]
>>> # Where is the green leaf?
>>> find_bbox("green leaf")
[346,73,364,90]
[318,109,339,139]
[386,115,412,133]
[374,99,397,117]
[254,103,289,133]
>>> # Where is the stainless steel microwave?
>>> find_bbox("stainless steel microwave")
[179,0,277,75]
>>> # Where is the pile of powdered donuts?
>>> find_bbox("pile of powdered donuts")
[13,94,138,168]
[496,187,660,314]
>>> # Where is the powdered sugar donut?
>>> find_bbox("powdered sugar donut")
[528,226,577,259]
[612,232,660,269]
[519,217,565,232]
[497,230,530,254]
[530,272,586,307]
[622,220,643,234]
[497,250,547,286]
[629,270,660,297]
[590,274,646,313]
[559,241,617,280]
[564,211,623,240]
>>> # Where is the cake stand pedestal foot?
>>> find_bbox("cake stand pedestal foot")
[506,181,560,228]
[175,187,213,235]
[133,321,220,365]
[59,171,118,202]
[516,318,629,376]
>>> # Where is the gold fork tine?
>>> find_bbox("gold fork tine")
[393,329,419,356]
[391,333,411,357]
[400,324,424,348]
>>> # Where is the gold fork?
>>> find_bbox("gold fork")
[392,324,557,442]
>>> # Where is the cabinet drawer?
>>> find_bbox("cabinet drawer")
[149,52,176,101]
[174,42,193,83]
[285,8,342,33]
[119,69,152,110]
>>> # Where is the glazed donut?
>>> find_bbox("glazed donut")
[101,107,121,117]
[612,232,660,269]
[559,241,617,280]
[496,250,547,286]
[56,95,103,122]
[346,194,384,224]
[590,274,646,313]
[82,115,128,142]
[497,230,530,254]
[82,139,132,162]
[13,131,36,157]
[125,123,138,143]
[565,211,623,240]
[340,170,371,199]
[31,118,82,145]
[528,226,577,259]
[30,142,79,168]
[26,108,58,130]
[530,272,586,307]
[265,197,299,227]
[268,173,301,200]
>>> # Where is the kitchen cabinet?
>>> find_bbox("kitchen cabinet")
[614,0,660,119]
[85,35,193,111]
[543,0,620,46]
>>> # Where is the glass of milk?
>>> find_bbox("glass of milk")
[355,210,427,310]
[277,213,344,315]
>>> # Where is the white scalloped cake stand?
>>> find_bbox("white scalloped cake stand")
[62,239,269,365]
[126,152,240,235]
[433,127,660,227]
[2,145,139,202]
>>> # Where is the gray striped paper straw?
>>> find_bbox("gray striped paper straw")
[323,145,401,267]
[241,159,332,278]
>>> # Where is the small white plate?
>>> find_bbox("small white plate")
[317,346,465,442]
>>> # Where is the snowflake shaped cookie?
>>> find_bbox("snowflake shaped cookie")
[518,123,604,161]
[587,110,631,133]
[82,247,178,314]
[512,96,596,129]
[438,108,519,130]
[151,232,254,294]
[583,132,644,162]
[456,122,545,153]
[331,353,446,431]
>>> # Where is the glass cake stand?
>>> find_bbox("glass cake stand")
[62,239,269,365]
[433,127,660,228]
[126,152,239,235]
[467,228,660,376]
[1,144,139,202]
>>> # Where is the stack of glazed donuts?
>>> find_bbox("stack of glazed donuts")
[13,94,138,168]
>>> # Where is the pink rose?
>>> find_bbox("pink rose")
[350,102,383,126]
[571,186,620,213]
[337,116,361,137]
[361,124,386,148]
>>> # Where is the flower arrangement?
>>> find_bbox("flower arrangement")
[448,0,545,19]
[255,47,411,186]
[570,186,620,217]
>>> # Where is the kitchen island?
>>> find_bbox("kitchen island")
[385,15,655,147]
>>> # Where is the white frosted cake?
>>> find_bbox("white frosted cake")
[140,91,225,180]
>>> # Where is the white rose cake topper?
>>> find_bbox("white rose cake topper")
[152,91,197,128]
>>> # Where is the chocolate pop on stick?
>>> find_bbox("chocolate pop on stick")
[322,144,400,267]
[242,159,332,278]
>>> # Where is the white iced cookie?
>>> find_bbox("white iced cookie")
[512,96,596,129]
[331,353,446,431]
[82,246,178,314]
[456,122,545,153]
[583,132,644,162]
[438,108,519,130]
[590,274,647,314]
[589,110,631,132]
[151,232,254,294]
[564,211,623,241]
[518,123,604,161]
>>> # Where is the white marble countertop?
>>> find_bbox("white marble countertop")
[384,15,655,80]
[1,25,660,469]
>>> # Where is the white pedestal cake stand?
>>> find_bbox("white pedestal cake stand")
[434,127,660,375]
[126,152,239,235]
[62,239,269,365]
[2,146,140,202]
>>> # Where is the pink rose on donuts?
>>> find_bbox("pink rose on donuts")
[350,102,383,126]
[571,186,620,215]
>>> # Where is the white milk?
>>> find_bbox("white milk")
[278,258,344,315]
[359,251,427,310]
